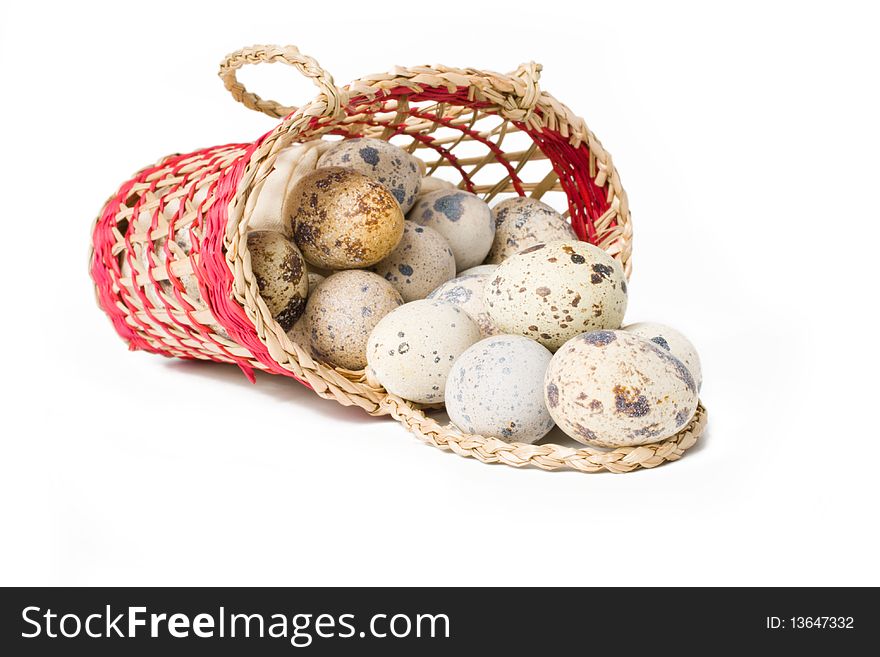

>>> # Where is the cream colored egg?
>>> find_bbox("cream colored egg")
[427,274,499,338]
[485,240,628,351]
[288,167,404,270]
[458,264,498,277]
[366,300,481,403]
[318,138,423,213]
[408,190,494,271]
[286,273,325,348]
[486,197,577,264]
[416,175,456,201]
[369,222,456,302]
[623,322,703,391]
[247,230,309,333]
[304,270,403,370]
[447,335,554,444]
[544,330,699,447]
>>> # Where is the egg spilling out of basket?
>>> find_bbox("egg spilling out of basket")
[225,137,702,449]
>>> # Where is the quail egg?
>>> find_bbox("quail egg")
[288,167,404,270]
[486,196,577,264]
[318,138,423,213]
[366,300,481,403]
[447,335,554,444]
[409,190,494,271]
[247,230,310,332]
[427,274,499,338]
[303,270,403,370]
[544,330,699,447]
[485,240,627,351]
[370,222,456,302]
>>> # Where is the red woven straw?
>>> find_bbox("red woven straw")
[91,90,612,385]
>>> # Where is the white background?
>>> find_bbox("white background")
[1,1,877,586]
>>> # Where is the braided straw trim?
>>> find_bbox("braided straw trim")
[381,400,707,473]
[213,46,703,473]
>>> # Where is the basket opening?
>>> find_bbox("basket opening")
[319,87,614,243]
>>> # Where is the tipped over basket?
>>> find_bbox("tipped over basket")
[89,44,706,473]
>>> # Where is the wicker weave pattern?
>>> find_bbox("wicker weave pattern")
[90,45,704,473]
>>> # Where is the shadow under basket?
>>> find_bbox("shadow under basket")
[89,44,706,473]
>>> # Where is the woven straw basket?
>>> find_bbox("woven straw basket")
[90,45,706,473]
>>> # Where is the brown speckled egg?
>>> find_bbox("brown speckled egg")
[247,230,309,332]
[544,330,699,447]
[408,190,494,271]
[366,300,481,403]
[623,322,703,391]
[486,197,577,264]
[286,273,325,348]
[427,274,499,338]
[485,240,628,351]
[318,138,423,213]
[303,270,403,370]
[288,167,404,270]
[370,222,456,302]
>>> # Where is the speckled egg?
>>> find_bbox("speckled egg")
[369,222,456,302]
[303,270,403,370]
[247,230,310,332]
[623,322,703,391]
[408,190,494,271]
[446,336,554,444]
[366,300,481,403]
[458,264,498,277]
[486,197,577,264]
[288,167,404,270]
[544,330,699,447]
[286,273,325,348]
[416,175,456,201]
[427,274,499,338]
[485,240,628,351]
[318,138,423,213]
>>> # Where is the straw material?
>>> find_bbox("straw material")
[90,45,705,473]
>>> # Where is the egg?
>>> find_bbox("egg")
[623,322,703,391]
[446,336,555,444]
[544,330,699,447]
[247,230,309,332]
[318,138,423,213]
[416,175,456,201]
[286,273,325,348]
[485,240,628,351]
[427,274,499,338]
[366,299,481,403]
[486,197,577,264]
[458,265,498,276]
[303,270,403,370]
[369,222,456,302]
[457,264,498,277]
[408,190,494,271]
[288,167,404,270]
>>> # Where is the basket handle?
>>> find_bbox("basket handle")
[219,45,344,119]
